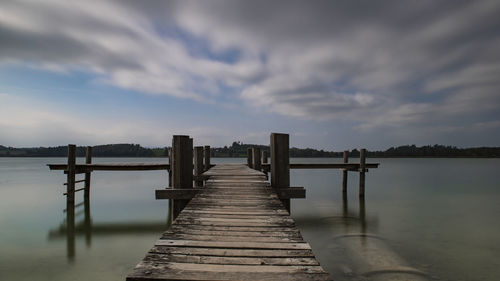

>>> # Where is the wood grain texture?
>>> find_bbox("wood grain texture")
[126,164,332,281]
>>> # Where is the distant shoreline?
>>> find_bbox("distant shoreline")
[1,142,499,158]
[1,156,500,158]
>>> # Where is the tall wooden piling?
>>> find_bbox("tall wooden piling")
[359,148,366,198]
[270,133,290,212]
[168,148,172,187]
[204,145,211,172]
[252,147,261,171]
[66,144,76,259]
[342,150,348,193]
[171,136,193,220]
[84,146,92,201]
[247,148,253,168]
[66,144,76,211]
[262,150,268,178]
[194,146,204,187]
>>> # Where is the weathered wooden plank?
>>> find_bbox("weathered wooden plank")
[194,194,276,199]
[276,187,306,199]
[149,246,315,257]
[178,209,283,215]
[161,233,304,243]
[172,219,295,227]
[174,215,295,223]
[127,265,332,281]
[137,260,325,273]
[165,228,301,238]
[180,209,289,216]
[167,225,299,233]
[173,217,295,226]
[155,189,202,199]
[143,253,318,266]
[156,240,310,250]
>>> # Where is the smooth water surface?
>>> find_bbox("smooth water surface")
[0,157,499,281]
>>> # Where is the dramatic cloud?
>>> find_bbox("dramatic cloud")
[1,0,499,146]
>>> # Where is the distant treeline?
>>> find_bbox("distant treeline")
[0,143,499,158]
[0,144,165,157]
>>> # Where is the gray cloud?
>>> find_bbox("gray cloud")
[170,0,500,128]
[1,0,499,144]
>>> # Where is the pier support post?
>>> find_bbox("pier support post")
[168,148,172,187]
[171,135,193,220]
[66,144,76,259]
[270,133,290,212]
[66,144,76,212]
[359,148,366,198]
[84,146,92,202]
[247,148,253,168]
[262,150,268,178]
[252,147,261,171]
[342,150,348,193]
[204,146,211,172]
[194,146,204,187]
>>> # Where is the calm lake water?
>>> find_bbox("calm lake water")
[0,157,499,281]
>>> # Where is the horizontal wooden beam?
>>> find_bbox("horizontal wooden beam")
[48,163,170,172]
[155,188,203,200]
[63,187,85,195]
[261,163,378,170]
[275,187,306,199]
[194,175,209,181]
[63,179,85,185]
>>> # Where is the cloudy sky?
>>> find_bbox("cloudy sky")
[1,0,499,150]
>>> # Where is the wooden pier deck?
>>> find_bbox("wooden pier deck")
[126,164,333,281]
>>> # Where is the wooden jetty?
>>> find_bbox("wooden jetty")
[128,163,331,281]
[48,132,379,280]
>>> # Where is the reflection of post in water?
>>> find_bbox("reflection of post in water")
[342,191,348,218]
[340,192,366,234]
[359,197,366,235]
[64,192,92,260]
[84,197,92,247]
[66,203,75,261]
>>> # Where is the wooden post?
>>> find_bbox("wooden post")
[262,150,268,179]
[270,133,290,212]
[204,145,211,171]
[168,148,172,187]
[252,147,261,171]
[359,148,366,198]
[247,148,253,168]
[171,135,193,220]
[66,144,76,212]
[194,146,204,187]
[84,146,92,201]
[342,150,348,193]
[66,144,76,260]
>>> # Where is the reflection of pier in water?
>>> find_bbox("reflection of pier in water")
[48,194,171,260]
